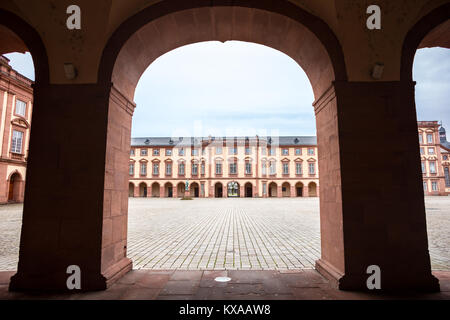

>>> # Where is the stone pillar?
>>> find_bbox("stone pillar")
[10,83,134,291]
[277,185,282,198]
[147,184,152,198]
[303,185,309,197]
[290,185,296,197]
[172,186,177,198]
[134,186,139,197]
[314,81,438,291]
[160,186,164,198]
[240,185,244,198]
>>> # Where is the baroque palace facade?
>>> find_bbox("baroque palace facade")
[129,121,450,198]
[0,56,32,203]
[129,136,320,198]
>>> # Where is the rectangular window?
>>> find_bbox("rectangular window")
[245,162,252,174]
[309,163,316,175]
[216,147,222,155]
[230,163,237,174]
[11,130,24,154]
[178,148,184,156]
[445,167,450,187]
[165,149,172,156]
[269,148,275,156]
[166,163,172,175]
[192,163,198,175]
[269,161,276,175]
[421,161,426,173]
[152,148,159,156]
[192,149,198,156]
[202,148,206,155]
[283,163,289,175]
[431,181,438,191]
[130,149,135,156]
[216,163,222,175]
[420,147,424,155]
[423,181,428,191]
[129,163,134,176]
[427,134,433,144]
[308,148,315,155]
[428,147,435,155]
[141,149,148,156]
[179,163,185,175]
[296,162,302,175]
[141,163,147,176]
[15,99,26,116]
[245,147,251,155]
[282,148,289,156]
[429,161,436,174]
[263,183,267,195]
[262,162,267,175]
[419,133,423,144]
[201,162,205,175]
[151,163,158,175]
[261,148,267,155]
[229,147,237,155]
[295,148,302,155]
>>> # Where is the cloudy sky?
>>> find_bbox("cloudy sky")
[5,42,450,138]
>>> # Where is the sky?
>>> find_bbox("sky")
[4,42,450,138]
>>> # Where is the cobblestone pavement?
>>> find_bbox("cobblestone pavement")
[0,197,449,271]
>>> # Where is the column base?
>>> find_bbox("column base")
[9,258,132,292]
[316,259,440,292]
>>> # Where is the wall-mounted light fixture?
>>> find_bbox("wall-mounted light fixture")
[64,63,78,80]
[371,62,384,80]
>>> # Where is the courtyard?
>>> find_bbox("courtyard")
[0,197,449,272]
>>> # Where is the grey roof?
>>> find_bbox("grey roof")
[442,141,450,151]
[131,136,317,147]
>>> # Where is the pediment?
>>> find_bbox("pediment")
[11,118,29,129]
[307,157,317,162]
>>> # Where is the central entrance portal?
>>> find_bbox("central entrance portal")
[227,181,240,197]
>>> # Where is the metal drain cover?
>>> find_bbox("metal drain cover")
[214,277,231,282]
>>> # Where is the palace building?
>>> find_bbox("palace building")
[419,121,450,195]
[0,55,32,203]
[129,136,320,198]
[129,125,450,198]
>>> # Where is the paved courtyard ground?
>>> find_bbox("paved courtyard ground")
[0,197,449,271]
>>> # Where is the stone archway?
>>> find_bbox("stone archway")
[214,182,223,198]
[151,182,160,197]
[190,182,200,198]
[227,181,240,198]
[268,182,278,198]
[128,182,135,197]
[308,182,317,197]
[244,182,253,198]
[7,172,23,202]
[164,182,173,198]
[282,182,291,197]
[295,182,304,197]
[139,183,147,197]
[9,0,441,292]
